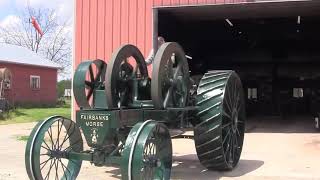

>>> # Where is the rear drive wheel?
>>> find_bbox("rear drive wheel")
[194,70,246,170]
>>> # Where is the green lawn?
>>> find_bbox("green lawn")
[0,107,71,125]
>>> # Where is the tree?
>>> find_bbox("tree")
[0,5,72,77]
[57,79,71,98]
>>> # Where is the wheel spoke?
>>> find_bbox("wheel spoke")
[173,63,182,79]
[222,110,232,121]
[225,85,233,114]
[89,65,94,82]
[222,129,231,145]
[62,138,82,152]
[222,122,232,129]
[47,127,55,149]
[54,119,63,149]
[55,159,59,180]
[86,88,94,101]
[41,145,51,151]
[59,159,71,178]
[85,80,93,87]
[59,123,74,150]
[163,87,173,108]
[42,139,52,151]
[40,157,53,170]
[44,158,56,180]
[231,132,236,163]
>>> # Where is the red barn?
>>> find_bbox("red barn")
[0,43,61,107]
[74,0,320,119]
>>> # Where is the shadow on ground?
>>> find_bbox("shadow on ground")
[103,154,264,180]
[171,154,263,179]
[105,168,121,179]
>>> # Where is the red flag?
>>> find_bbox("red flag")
[31,17,43,37]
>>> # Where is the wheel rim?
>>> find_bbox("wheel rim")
[151,42,190,109]
[105,44,148,108]
[222,73,246,167]
[122,121,172,180]
[73,59,107,109]
[25,116,83,180]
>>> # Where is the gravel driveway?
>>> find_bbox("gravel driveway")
[0,117,319,180]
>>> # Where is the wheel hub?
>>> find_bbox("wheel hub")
[231,108,239,132]
[49,149,67,159]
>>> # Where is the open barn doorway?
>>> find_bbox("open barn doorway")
[154,0,320,132]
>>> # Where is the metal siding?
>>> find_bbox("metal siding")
[105,0,113,60]
[97,0,105,60]
[154,0,163,6]
[81,0,90,60]
[113,0,121,51]
[75,0,250,64]
[129,0,138,46]
[74,0,252,110]
[137,0,146,55]
[89,0,98,58]
[0,63,57,105]
[121,0,130,44]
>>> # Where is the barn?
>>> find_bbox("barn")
[0,43,60,107]
[75,0,320,129]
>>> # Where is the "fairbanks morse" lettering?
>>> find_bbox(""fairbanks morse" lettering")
[80,114,109,121]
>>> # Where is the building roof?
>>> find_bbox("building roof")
[0,43,61,69]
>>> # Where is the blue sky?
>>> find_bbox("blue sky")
[0,1,17,20]
[0,0,74,79]
[0,0,73,28]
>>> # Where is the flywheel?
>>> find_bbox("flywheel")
[105,44,148,108]
[73,59,107,109]
[151,42,190,109]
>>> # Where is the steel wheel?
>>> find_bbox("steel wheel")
[151,42,190,109]
[122,120,172,180]
[73,59,107,109]
[25,116,83,180]
[105,44,148,108]
[194,70,246,170]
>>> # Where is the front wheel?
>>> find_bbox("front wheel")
[25,116,83,180]
[122,120,172,180]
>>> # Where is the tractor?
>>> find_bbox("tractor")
[25,42,246,179]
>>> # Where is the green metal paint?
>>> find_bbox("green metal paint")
[76,110,119,148]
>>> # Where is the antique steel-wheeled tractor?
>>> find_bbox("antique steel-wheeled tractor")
[25,42,246,180]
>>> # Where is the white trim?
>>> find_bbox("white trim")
[128,120,154,180]
[152,0,312,9]
[71,0,76,121]
[30,75,40,89]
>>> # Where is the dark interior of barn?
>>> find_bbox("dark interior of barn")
[157,1,320,129]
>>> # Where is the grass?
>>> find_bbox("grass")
[16,135,29,141]
[0,100,71,125]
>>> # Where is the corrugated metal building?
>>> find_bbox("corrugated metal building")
[75,0,320,117]
[75,0,247,66]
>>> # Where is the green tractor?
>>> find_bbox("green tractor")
[25,42,246,179]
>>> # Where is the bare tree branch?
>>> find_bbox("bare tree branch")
[0,5,71,76]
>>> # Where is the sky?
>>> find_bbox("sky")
[0,0,74,80]
[0,0,73,26]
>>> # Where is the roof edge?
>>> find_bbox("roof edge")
[0,59,62,70]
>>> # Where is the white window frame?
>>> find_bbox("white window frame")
[30,75,40,89]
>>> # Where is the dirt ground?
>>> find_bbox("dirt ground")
[0,116,320,180]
